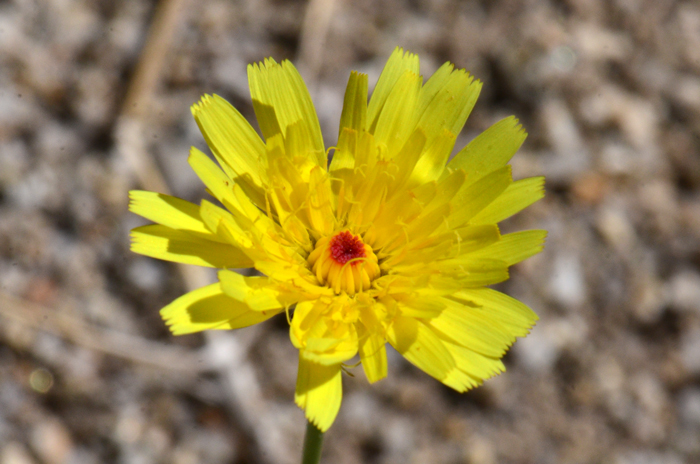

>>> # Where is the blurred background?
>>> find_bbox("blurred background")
[1,0,700,463]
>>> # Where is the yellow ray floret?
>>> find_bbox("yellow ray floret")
[128,46,546,432]
[160,282,281,335]
[295,356,342,431]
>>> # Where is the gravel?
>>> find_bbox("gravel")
[1,0,699,463]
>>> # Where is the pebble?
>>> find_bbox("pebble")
[465,434,497,464]
[598,138,638,176]
[680,328,700,376]
[0,1,698,463]
[0,141,30,187]
[670,75,700,114]
[580,86,661,174]
[127,258,166,292]
[35,122,83,164]
[381,416,414,457]
[342,391,382,437]
[614,450,684,464]
[1,443,36,464]
[573,23,632,62]
[596,201,637,253]
[677,387,700,427]
[571,171,610,204]
[540,98,590,182]
[547,253,587,308]
[30,419,74,464]
[72,66,117,127]
[514,322,560,372]
[667,270,700,314]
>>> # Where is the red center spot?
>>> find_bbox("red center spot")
[329,231,366,265]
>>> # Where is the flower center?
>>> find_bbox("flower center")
[329,231,365,264]
[307,231,380,295]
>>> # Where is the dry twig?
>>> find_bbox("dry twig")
[0,290,203,372]
[297,0,339,91]
[113,1,289,462]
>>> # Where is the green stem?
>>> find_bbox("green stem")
[301,420,324,464]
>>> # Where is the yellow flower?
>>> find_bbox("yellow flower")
[129,48,546,432]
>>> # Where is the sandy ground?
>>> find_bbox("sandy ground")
[1,0,700,463]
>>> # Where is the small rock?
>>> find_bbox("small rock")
[343,391,382,437]
[571,171,610,205]
[667,270,700,314]
[680,328,700,375]
[670,75,700,115]
[573,23,632,61]
[614,450,684,464]
[514,322,560,372]
[596,202,637,253]
[677,387,700,427]
[1,442,36,464]
[30,418,74,464]
[466,434,496,464]
[548,253,587,308]
[127,258,166,292]
[0,141,30,188]
[598,139,637,176]
[540,98,590,182]
[381,416,414,457]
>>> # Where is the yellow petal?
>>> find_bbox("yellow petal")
[299,327,359,365]
[284,119,322,175]
[191,94,267,206]
[248,58,325,165]
[302,339,358,365]
[290,299,359,364]
[338,71,368,134]
[328,127,357,175]
[367,47,419,132]
[364,190,423,253]
[450,288,538,337]
[396,295,446,318]
[358,325,387,383]
[444,340,505,382]
[386,315,455,381]
[422,297,517,357]
[380,240,452,269]
[218,269,299,311]
[371,69,422,156]
[160,283,279,335]
[295,356,343,432]
[428,258,510,288]
[415,61,453,116]
[130,224,253,268]
[441,367,484,392]
[414,224,500,260]
[465,230,547,266]
[387,128,427,194]
[407,67,482,186]
[290,300,323,346]
[198,199,257,253]
[449,165,512,227]
[417,64,481,138]
[352,128,380,173]
[306,165,334,236]
[447,116,527,180]
[470,176,545,224]
[402,203,452,247]
[128,190,214,237]
[189,148,272,233]
[188,147,239,211]
[408,128,456,186]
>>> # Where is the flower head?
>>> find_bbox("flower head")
[129,48,546,432]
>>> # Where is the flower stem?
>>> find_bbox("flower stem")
[301,420,324,464]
